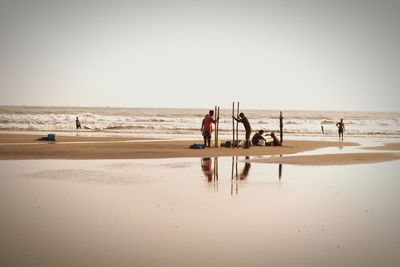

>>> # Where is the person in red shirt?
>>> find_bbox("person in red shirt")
[201,110,217,148]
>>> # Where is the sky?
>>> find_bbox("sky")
[0,0,399,111]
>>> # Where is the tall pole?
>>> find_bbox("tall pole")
[279,111,283,145]
[214,106,217,147]
[236,102,239,147]
[217,106,220,147]
[232,102,235,149]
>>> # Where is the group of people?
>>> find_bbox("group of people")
[201,110,282,148]
[201,109,346,148]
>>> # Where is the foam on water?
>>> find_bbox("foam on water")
[0,106,399,138]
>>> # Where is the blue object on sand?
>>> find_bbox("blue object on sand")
[189,144,205,149]
[47,134,56,141]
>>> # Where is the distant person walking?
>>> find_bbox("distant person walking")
[233,112,252,148]
[76,117,81,130]
[321,125,325,135]
[336,119,345,141]
[201,110,217,148]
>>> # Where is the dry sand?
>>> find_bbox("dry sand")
[0,133,399,165]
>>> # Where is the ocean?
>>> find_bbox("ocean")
[0,106,399,139]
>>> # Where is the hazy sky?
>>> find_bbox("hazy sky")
[0,0,399,111]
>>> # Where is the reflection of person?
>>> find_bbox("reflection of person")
[336,119,345,141]
[252,130,266,146]
[201,157,213,182]
[76,117,81,129]
[239,156,251,180]
[233,113,252,148]
[201,110,217,148]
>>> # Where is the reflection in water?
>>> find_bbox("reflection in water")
[202,157,283,195]
[231,156,251,195]
[201,157,213,182]
[201,157,218,191]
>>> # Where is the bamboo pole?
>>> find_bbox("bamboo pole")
[236,102,239,147]
[232,102,235,149]
[217,106,220,147]
[214,106,217,147]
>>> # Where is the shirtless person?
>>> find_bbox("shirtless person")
[336,119,345,141]
[233,113,252,148]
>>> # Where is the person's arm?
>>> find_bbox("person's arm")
[201,119,205,132]
[232,116,241,122]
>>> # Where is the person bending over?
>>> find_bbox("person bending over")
[233,112,252,148]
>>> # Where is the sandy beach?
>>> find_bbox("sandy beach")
[1,133,399,165]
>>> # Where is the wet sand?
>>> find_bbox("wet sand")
[252,152,400,166]
[1,134,399,166]
[1,158,399,267]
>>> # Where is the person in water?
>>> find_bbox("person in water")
[233,112,252,148]
[336,118,345,141]
[201,110,217,148]
[251,130,266,146]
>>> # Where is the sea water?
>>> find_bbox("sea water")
[0,105,399,139]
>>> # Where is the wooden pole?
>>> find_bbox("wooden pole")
[232,102,235,149]
[279,111,283,145]
[214,106,217,147]
[236,102,239,147]
[216,106,220,147]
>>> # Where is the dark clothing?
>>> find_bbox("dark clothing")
[234,115,252,148]
[251,132,265,146]
[272,136,281,146]
[76,119,81,129]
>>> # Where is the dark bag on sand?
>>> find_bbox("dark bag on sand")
[189,144,205,149]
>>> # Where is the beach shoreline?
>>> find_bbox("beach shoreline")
[0,133,399,165]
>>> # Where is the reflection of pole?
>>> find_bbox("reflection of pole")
[231,157,234,195]
[236,102,239,147]
[279,163,282,181]
[215,157,218,191]
[279,111,283,145]
[235,156,238,195]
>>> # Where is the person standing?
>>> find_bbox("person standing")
[233,112,252,148]
[76,117,81,130]
[336,118,345,141]
[201,110,217,148]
